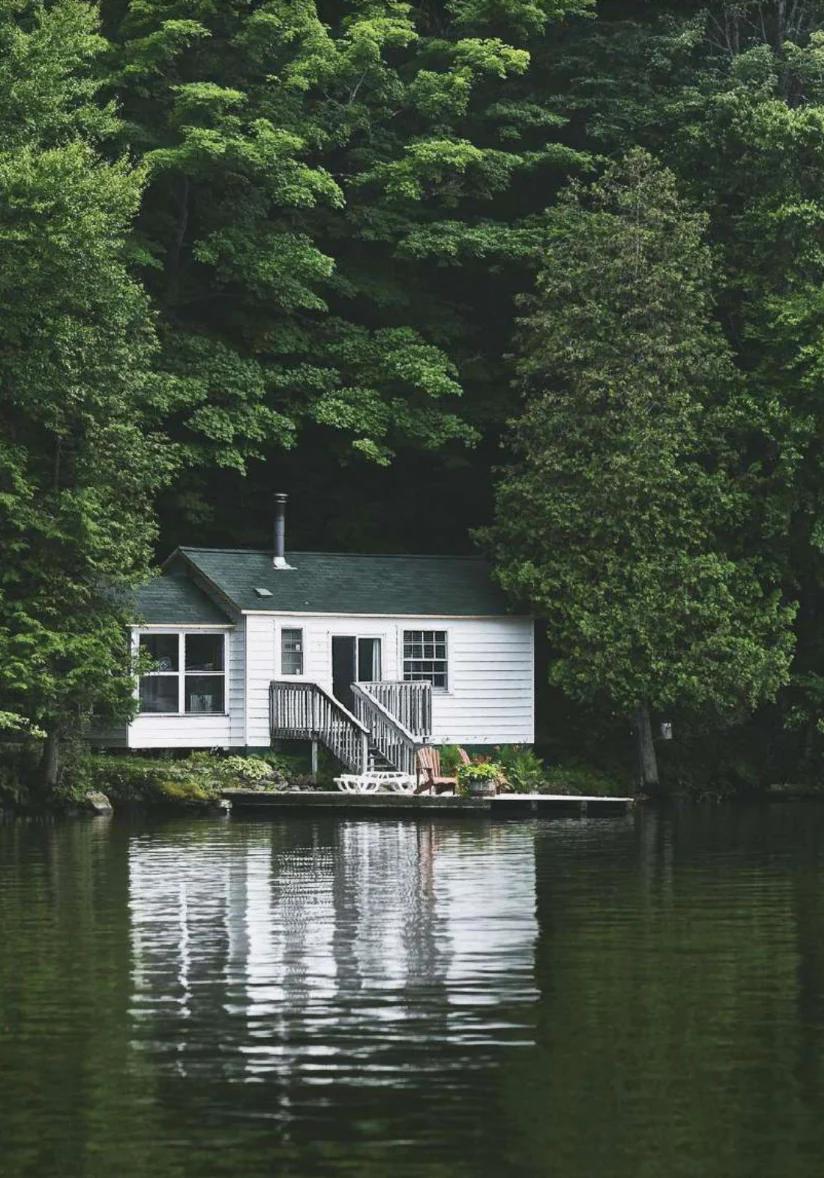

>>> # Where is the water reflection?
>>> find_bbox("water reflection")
[128,818,537,1099]
[6,808,824,1177]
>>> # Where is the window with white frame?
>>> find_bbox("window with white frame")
[138,632,226,714]
[403,630,448,689]
[281,628,304,676]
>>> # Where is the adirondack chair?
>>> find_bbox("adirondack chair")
[416,746,471,795]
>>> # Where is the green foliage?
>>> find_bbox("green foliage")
[438,745,465,774]
[102,0,590,515]
[539,762,627,797]
[456,759,505,793]
[79,749,322,806]
[11,0,824,791]
[541,0,824,778]
[495,745,546,792]
[86,755,223,808]
[209,754,284,789]
[0,0,173,785]
[84,750,284,806]
[486,151,796,727]
[0,712,46,740]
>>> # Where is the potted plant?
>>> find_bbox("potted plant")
[457,760,505,798]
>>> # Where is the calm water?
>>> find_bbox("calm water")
[2,807,824,1177]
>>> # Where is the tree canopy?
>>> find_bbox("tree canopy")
[0,0,172,783]
[5,0,824,790]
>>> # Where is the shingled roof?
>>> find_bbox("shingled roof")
[167,548,514,616]
[135,571,234,625]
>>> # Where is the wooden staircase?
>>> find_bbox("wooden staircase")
[270,680,432,776]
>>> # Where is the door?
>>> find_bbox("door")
[332,636,356,710]
[332,636,382,710]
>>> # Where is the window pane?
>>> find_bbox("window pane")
[185,676,225,714]
[139,676,178,713]
[281,629,303,676]
[140,634,178,672]
[185,634,224,672]
[402,630,447,689]
[358,638,381,681]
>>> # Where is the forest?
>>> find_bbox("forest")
[3,0,824,794]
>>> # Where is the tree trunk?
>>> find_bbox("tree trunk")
[39,730,61,794]
[634,704,660,794]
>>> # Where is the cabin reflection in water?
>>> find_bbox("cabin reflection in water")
[127,820,538,1083]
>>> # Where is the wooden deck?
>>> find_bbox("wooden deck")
[222,790,634,816]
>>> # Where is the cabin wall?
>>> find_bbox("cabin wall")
[118,611,534,752]
[259,613,534,747]
[427,618,534,746]
[244,614,276,747]
[125,620,244,750]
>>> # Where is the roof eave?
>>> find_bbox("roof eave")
[166,549,244,617]
[239,608,531,619]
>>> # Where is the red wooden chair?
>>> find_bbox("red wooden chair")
[416,746,471,795]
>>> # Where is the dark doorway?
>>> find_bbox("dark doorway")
[332,636,356,710]
[332,636,382,710]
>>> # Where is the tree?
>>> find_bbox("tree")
[0,0,172,790]
[100,0,594,532]
[553,1,824,777]
[484,151,796,791]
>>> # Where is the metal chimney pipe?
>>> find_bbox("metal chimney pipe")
[273,492,292,569]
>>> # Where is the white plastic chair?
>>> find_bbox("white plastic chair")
[334,774,382,793]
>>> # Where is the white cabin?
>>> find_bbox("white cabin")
[109,520,534,772]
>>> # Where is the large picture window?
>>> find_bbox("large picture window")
[403,630,448,689]
[139,632,226,714]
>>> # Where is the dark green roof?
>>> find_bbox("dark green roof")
[135,572,233,625]
[172,548,513,616]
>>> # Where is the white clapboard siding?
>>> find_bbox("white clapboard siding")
[245,614,276,747]
[122,610,534,752]
[126,622,243,750]
[128,713,232,749]
[257,614,534,748]
[428,618,534,745]
[227,617,245,746]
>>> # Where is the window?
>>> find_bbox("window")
[357,637,381,681]
[184,634,224,713]
[138,635,178,714]
[281,628,304,676]
[403,630,447,689]
[138,632,226,714]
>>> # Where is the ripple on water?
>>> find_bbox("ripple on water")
[3,807,824,1177]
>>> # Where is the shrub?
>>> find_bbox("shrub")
[457,760,506,795]
[210,755,285,790]
[85,754,223,809]
[495,745,547,793]
[540,762,628,797]
[439,745,466,774]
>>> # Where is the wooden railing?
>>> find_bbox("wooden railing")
[357,681,432,738]
[352,683,425,777]
[269,680,369,774]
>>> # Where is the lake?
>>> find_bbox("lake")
[2,806,824,1177]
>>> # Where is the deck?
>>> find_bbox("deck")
[222,790,635,816]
